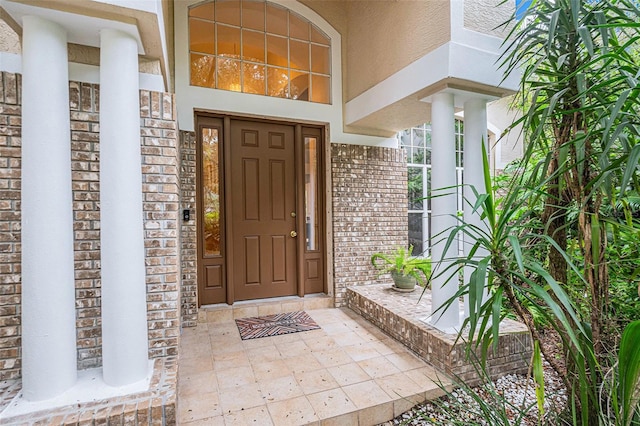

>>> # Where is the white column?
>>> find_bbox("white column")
[100,29,149,386]
[463,99,490,318]
[429,92,460,332]
[21,16,77,401]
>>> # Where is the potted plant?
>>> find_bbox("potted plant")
[371,245,430,291]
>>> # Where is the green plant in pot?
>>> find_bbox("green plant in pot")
[371,246,430,290]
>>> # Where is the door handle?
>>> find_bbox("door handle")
[290,231,298,238]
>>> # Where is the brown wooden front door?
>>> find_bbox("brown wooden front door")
[230,120,297,301]
[196,115,325,306]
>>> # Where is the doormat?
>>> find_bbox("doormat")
[235,311,320,340]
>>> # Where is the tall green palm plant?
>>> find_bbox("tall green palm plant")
[494,0,640,422]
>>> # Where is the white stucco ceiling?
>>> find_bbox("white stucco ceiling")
[0,0,144,54]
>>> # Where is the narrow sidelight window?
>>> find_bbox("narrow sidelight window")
[202,127,221,256]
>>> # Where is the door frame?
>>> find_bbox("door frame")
[195,112,327,306]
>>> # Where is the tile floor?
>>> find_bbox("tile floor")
[178,307,452,425]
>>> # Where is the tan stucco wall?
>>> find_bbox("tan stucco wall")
[345,0,450,100]
[464,0,512,38]
[0,18,20,54]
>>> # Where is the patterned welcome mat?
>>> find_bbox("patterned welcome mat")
[235,311,320,340]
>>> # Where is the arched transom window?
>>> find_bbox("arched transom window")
[189,0,331,104]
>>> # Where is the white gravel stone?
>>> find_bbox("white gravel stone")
[378,362,567,425]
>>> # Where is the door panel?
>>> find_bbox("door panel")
[242,158,260,220]
[231,120,297,301]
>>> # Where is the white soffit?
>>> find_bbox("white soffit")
[345,41,520,127]
[0,0,144,54]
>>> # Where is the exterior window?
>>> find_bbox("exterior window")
[202,128,221,256]
[399,121,464,257]
[189,0,331,104]
[304,136,319,251]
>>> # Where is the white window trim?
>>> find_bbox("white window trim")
[174,0,391,147]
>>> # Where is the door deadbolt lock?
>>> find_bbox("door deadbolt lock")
[290,231,298,238]
[291,212,296,218]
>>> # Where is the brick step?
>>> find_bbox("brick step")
[197,294,334,324]
[346,284,532,385]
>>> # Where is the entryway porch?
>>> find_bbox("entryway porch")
[178,296,451,425]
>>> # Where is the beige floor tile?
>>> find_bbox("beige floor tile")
[216,365,256,390]
[330,331,367,347]
[218,383,265,414]
[357,401,394,426]
[312,348,353,368]
[286,354,323,375]
[385,352,427,371]
[178,371,217,397]
[303,296,333,311]
[182,323,209,336]
[320,321,353,335]
[268,331,307,344]
[180,335,211,349]
[276,339,311,358]
[232,305,259,319]
[257,303,283,316]
[410,366,452,389]
[267,395,319,425]
[260,374,304,403]
[252,359,291,382]
[281,300,304,312]
[208,322,241,337]
[181,416,225,426]
[295,368,340,395]
[206,309,234,323]
[375,372,425,400]
[179,356,214,377]
[306,388,357,419]
[299,328,326,341]
[179,341,213,360]
[350,330,384,343]
[366,339,399,356]
[359,323,389,338]
[342,342,382,362]
[307,309,350,324]
[303,335,338,351]
[223,404,273,426]
[242,336,276,349]
[210,341,245,356]
[212,350,251,371]
[246,345,284,364]
[178,391,221,423]
[379,338,409,353]
[350,323,389,342]
[320,411,359,426]
[394,396,422,418]
[343,319,373,334]
[342,380,392,409]
[327,363,371,387]
[357,356,401,379]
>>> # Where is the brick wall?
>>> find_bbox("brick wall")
[0,72,21,381]
[69,81,102,369]
[0,72,180,379]
[179,131,197,327]
[331,144,408,307]
[140,90,181,359]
